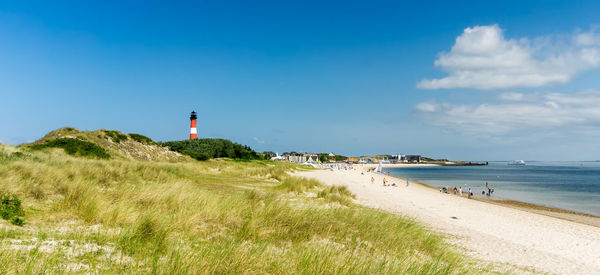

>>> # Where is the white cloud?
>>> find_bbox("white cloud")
[418,25,600,90]
[575,26,600,46]
[415,90,600,135]
[253,137,265,144]
[415,101,438,112]
[498,92,524,101]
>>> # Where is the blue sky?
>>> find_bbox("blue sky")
[1,1,600,160]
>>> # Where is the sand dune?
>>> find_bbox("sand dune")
[297,166,600,274]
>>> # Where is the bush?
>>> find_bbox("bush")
[182,150,210,161]
[128,133,155,145]
[0,191,24,226]
[104,130,128,143]
[318,153,330,162]
[334,155,348,161]
[10,152,24,158]
[31,138,110,159]
[160,138,262,161]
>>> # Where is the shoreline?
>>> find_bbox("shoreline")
[377,165,600,226]
[297,166,600,273]
[412,175,600,228]
[322,162,600,226]
[382,170,600,227]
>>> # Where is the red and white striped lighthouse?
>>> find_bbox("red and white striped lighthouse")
[190,111,198,139]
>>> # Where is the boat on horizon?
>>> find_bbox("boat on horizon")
[508,160,526,166]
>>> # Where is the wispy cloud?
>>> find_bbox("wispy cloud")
[498,92,524,101]
[415,90,600,135]
[415,101,439,112]
[253,137,265,144]
[418,25,600,90]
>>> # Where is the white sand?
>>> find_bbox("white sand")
[297,165,600,274]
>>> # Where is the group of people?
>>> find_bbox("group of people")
[440,182,495,199]
[369,171,497,201]
[441,186,475,198]
[371,176,409,187]
[483,182,495,197]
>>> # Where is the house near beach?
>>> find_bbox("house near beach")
[386,154,421,163]
[405,155,421,163]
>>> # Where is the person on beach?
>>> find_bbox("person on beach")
[371,177,375,184]
[459,186,463,196]
[468,188,472,199]
[406,179,409,187]
[383,177,387,186]
[453,186,457,195]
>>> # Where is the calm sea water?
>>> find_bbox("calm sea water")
[386,162,600,216]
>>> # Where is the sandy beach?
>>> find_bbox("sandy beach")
[297,164,600,274]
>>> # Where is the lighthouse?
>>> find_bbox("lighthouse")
[190,111,198,139]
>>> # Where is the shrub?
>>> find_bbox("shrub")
[129,133,155,145]
[0,191,24,226]
[31,138,110,159]
[104,130,128,143]
[334,155,348,161]
[182,150,210,161]
[160,138,262,161]
[10,152,24,158]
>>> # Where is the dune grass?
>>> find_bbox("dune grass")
[0,144,475,274]
[30,138,111,159]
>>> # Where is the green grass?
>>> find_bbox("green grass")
[103,130,128,143]
[0,143,477,274]
[30,138,110,159]
[128,133,155,145]
[0,191,24,226]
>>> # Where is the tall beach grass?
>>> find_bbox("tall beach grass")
[0,144,475,274]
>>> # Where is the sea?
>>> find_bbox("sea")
[386,161,600,216]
